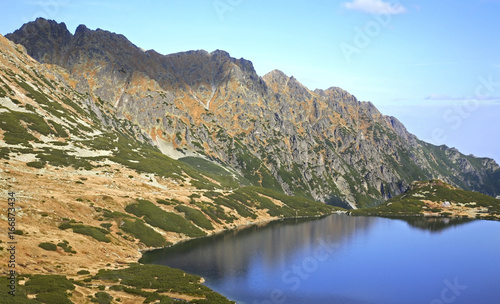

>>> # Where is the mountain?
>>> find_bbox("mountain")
[4,18,500,209]
[351,179,500,221]
[0,29,338,303]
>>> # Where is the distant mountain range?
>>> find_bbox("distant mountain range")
[3,17,500,208]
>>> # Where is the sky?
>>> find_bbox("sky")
[1,0,499,163]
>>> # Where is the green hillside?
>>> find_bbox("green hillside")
[351,180,500,221]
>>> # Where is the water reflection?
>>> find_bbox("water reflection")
[140,215,376,280]
[388,216,474,232]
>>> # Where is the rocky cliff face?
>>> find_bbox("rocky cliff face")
[6,18,500,208]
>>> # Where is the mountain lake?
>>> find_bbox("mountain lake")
[140,215,500,304]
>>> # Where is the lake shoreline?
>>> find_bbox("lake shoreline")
[349,211,500,222]
[138,211,341,254]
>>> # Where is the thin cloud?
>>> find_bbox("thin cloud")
[391,97,410,102]
[425,94,454,101]
[425,94,500,101]
[342,0,407,14]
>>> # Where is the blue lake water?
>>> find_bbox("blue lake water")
[140,215,500,304]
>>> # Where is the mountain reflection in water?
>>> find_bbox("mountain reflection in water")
[140,215,375,280]
[394,216,474,232]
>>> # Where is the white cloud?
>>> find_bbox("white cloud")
[343,0,407,14]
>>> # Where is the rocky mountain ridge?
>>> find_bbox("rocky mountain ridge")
[5,18,500,208]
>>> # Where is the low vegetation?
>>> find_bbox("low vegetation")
[244,187,337,217]
[58,222,111,243]
[91,292,113,304]
[57,240,76,254]
[191,200,235,224]
[120,218,170,247]
[93,263,235,303]
[38,242,57,251]
[174,205,215,230]
[0,274,76,304]
[0,263,234,303]
[125,199,206,237]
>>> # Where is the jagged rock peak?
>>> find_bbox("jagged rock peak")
[74,24,90,36]
[73,24,139,51]
[5,18,72,63]
[314,86,358,103]
[170,49,209,56]
[262,70,293,90]
[210,49,256,74]
[210,49,230,58]
[263,69,289,81]
[6,18,72,42]
[324,86,354,96]
[263,70,308,88]
[167,49,256,71]
[17,18,71,36]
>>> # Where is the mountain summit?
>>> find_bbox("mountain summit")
[5,18,500,208]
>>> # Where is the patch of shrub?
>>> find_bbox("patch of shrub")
[57,241,76,253]
[212,194,257,219]
[120,219,169,247]
[109,285,123,291]
[71,225,111,243]
[26,161,46,169]
[38,242,57,251]
[0,276,38,303]
[58,222,72,230]
[100,223,112,230]
[58,222,110,242]
[36,291,73,304]
[92,291,113,304]
[102,209,132,220]
[77,270,90,275]
[125,199,205,237]
[156,198,176,205]
[192,201,234,224]
[174,205,214,230]
[248,187,334,216]
[93,264,233,303]
[24,274,75,304]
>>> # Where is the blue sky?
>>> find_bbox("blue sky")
[1,0,499,162]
